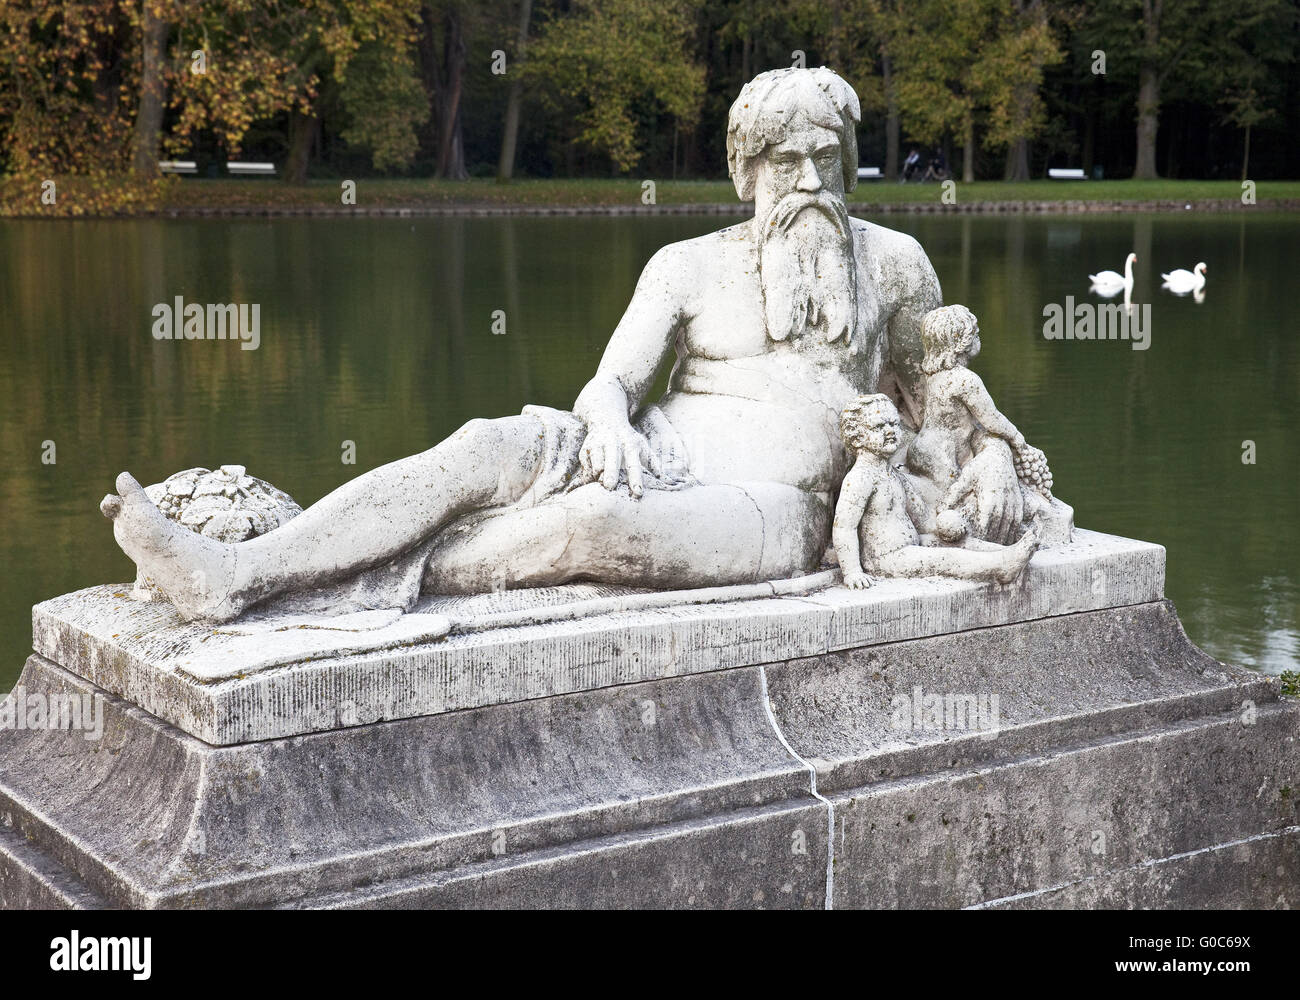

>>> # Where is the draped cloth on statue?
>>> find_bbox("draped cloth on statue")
[248,404,688,618]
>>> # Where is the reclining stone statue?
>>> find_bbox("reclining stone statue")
[98,66,1044,625]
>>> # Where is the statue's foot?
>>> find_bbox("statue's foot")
[100,472,243,623]
[995,526,1040,584]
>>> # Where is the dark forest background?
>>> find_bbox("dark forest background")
[2,0,1297,193]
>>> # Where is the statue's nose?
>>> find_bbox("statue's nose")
[796,157,822,193]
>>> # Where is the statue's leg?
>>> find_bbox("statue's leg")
[423,480,831,594]
[874,529,1038,585]
[99,414,548,621]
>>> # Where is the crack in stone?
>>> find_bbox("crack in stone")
[758,664,836,910]
[730,484,767,574]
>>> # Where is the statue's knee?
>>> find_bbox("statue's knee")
[565,484,622,527]
[555,485,626,557]
[452,417,495,447]
[450,413,540,456]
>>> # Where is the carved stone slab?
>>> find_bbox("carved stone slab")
[31,528,1164,745]
[1,599,1291,909]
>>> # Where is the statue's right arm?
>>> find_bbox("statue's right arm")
[573,244,692,497]
[833,463,875,588]
[955,369,1024,449]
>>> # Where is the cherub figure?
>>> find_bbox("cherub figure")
[906,305,1054,543]
[833,394,1038,589]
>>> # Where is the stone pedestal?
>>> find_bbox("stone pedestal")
[1,530,1296,909]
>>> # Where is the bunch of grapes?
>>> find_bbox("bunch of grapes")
[1013,442,1054,500]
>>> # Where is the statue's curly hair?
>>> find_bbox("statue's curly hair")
[726,67,861,202]
[920,305,979,375]
[839,393,896,452]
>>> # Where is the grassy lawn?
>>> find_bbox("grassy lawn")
[165,176,1300,207]
[156,176,1300,211]
[849,178,1300,204]
[4,175,1298,215]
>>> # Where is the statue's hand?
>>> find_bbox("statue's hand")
[580,418,654,497]
[638,405,692,486]
[945,440,1023,544]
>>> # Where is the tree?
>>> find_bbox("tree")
[339,41,430,172]
[893,0,997,183]
[990,0,1063,180]
[822,0,909,180]
[163,0,422,183]
[164,2,316,177]
[1081,0,1247,179]
[131,0,168,177]
[892,0,1063,183]
[525,0,706,174]
[975,0,1064,180]
[496,0,532,182]
[1207,0,1295,180]
[422,1,469,180]
[0,0,136,178]
[1134,0,1175,179]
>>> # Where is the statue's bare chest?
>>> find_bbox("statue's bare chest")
[676,245,886,393]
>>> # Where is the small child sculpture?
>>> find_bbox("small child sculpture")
[906,304,1061,545]
[833,394,1039,589]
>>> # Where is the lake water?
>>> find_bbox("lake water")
[0,211,1296,687]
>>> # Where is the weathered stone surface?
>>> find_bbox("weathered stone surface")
[0,651,824,908]
[32,529,1163,744]
[2,598,1294,910]
[978,829,1299,909]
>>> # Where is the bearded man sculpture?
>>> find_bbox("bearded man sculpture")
[99,67,1027,624]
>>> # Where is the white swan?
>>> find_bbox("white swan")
[1089,252,1136,298]
[1161,261,1207,294]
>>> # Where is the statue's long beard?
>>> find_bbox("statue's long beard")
[758,191,858,346]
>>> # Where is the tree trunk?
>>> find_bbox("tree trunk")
[496,0,533,183]
[285,112,316,184]
[1241,123,1251,181]
[436,8,468,180]
[1133,66,1160,178]
[1133,0,1162,179]
[882,47,899,180]
[1164,114,1178,178]
[1005,138,1029,182]
[131,2,167,177]
[1082,100,1095,177]
[962,118,975,183]
[1003,0,1033,182]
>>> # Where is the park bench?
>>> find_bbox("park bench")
[158,161,197,175]
[856,166,883,180]
[1048,168,1087,180]
[227,162,277,177]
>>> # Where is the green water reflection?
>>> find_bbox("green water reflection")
[0,212,1296,685]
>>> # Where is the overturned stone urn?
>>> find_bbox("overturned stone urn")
[132,465,300,601]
